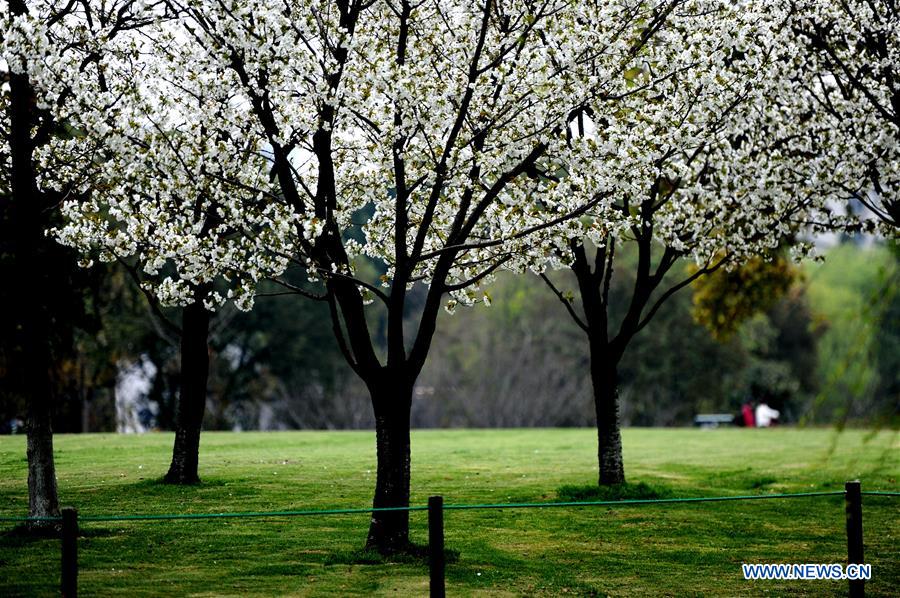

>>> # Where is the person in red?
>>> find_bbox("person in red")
[741,403,756,427]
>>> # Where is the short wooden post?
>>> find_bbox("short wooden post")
[428,495,445,598]
[61,507,78,597]
[845,481,864,598]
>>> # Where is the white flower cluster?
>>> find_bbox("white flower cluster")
[788,0,900,233]
[538,1,871,276]
[2,1,296,310]
[2,1,104,199]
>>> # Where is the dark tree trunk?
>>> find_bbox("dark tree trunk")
[26,416,59,523]
[164,301,210,485]
[7,53,61,524]
[16,178,60,524]
[589,342,625,486]
[365,379,414,555]
[24,322,60,523]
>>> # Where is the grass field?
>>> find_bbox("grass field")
[0,428,897,597]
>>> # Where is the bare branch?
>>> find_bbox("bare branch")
[539,272,589,332]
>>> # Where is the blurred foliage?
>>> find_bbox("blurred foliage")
[3,233,894,432]
[204,272,363,431]
[803,241,900,427]
[54,264,174,432]
[417,243,822,427]
[689,255,798,341]
[416,273,592,427]
[615,256,817,424]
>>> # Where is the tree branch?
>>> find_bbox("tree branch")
[633,253,730,335]
[539,272,589,332]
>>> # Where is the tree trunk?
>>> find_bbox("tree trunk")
[7,60,61,525]
[164,302,210,485]
[365,380,414,555]
[19,219,60,523]
[25,327,60,524]
[26,407,59,523]
[589,342,625,486]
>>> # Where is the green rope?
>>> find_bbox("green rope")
[441,491,846,511]
[0,505,426,523]
[0,490,854,524]
[861,491,900,497]
[81,504,428,522]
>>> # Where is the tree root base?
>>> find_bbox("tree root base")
[161,472,201,485]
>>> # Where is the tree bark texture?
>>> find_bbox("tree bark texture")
[164,302,210,485]
[25,333,60,522]
[589,342,626,486]
[365,380,414,554]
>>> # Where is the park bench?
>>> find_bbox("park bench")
[693,414,734,428]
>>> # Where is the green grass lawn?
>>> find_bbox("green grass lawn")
[0,428,897,596]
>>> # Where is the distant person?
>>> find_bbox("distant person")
[755,402,780,428]
[741,403,756,428]
[2,418,24,434]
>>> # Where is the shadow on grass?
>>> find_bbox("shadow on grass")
[1,524,61,541]
[111,477,260,502]
[127,477,233,491]
[243,562,316,577]
[555,481,672,502]
[324,544,460,567]
[1,524,117,542]
[444,538,605,597]
[665,465,804,492]
[747,476,778,489]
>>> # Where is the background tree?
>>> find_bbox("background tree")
[0,0,153,524]
[539,2,843,485]
[690,255,798,342]
[418,273,594,428]
[51,0,289,483]
[802,240,900,425]
[207,273,363,431]
[870,242,900,425]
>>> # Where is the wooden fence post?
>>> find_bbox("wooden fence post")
[61,507,78,598]
[845,481,864,598]
[429,496,445,598]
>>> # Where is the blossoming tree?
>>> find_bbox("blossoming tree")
[1,0,156,523]
[539,2,848,484]
[4,0,255,488]
[53,30,287,484]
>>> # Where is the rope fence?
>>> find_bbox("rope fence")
[7,489,892,523]
[1,482,895,597]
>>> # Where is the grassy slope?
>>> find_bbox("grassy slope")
[0,428,897,597]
